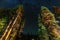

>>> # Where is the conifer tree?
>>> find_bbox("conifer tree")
[41,6,60,40]
[38,13,49,40]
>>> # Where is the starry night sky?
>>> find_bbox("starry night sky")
[0,0,60,35]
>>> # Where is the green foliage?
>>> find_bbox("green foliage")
[38,14,49,40]
[0,17,7,35]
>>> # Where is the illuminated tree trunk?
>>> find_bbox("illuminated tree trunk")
[9,5,25,40]
[0,5,24,40]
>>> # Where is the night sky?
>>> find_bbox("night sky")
[0,0,60,35]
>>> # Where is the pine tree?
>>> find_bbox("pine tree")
[38,13,49,40]
[41,6,60,40]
